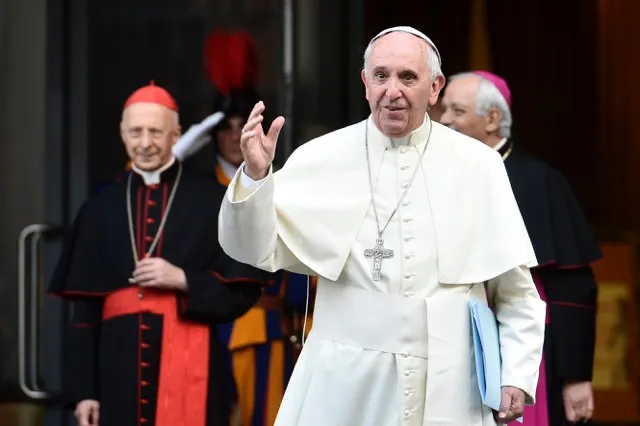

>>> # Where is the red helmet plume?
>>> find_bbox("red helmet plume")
[203,30,259,96]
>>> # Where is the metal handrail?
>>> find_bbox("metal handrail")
[18,223,53,400]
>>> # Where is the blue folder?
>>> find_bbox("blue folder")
[470,299,523,423]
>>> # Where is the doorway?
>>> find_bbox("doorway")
[0,1,364,425]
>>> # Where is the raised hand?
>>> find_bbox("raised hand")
[240,101,285,180]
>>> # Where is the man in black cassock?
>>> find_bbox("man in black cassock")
[48,82,266,426]
[440,71,602,426]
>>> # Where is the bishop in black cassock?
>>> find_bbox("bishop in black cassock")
[48,83,267,426]
[441,71,601,426]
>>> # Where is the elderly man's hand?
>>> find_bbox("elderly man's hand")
[133,257,187,292]
[75,400,99,426]
[563,381,594,423]
[240,101,285,181]
[495,386,525,424]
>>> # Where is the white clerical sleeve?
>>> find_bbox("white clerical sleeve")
[486,266,546,404]
[239,166,265,190]
[218,165,306,274]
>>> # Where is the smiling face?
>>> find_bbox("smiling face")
[440,75,492,144]
[361,32,444,138]
[120,102,181,171]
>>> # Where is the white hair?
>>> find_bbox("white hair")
[121,105,180,128]
[362,33,443,80]
[449,72,512,138]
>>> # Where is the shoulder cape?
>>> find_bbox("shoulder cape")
[48,166,235,296]
[243,118,537,284]
[504,143,602,267]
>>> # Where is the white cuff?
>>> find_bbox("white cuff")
[240,164,267,190]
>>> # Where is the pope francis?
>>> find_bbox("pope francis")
[218,26,546,426]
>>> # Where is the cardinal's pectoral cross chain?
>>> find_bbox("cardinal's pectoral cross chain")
[364,238,394,281]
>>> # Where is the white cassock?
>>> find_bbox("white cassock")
[218,115,547,426]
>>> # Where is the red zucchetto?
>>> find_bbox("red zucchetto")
[123,81,179,112]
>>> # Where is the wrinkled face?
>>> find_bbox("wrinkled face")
[120,102,180,171]
[216,116,245,167]
[361,32,444,138]
[440,75,488,143]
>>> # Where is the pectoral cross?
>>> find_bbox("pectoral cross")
[364,238,394,281]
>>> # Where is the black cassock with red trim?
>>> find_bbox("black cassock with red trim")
[48,161,268,426]
[499,140,602,426]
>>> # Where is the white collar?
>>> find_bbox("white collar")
[132,156,176,186]
[216,155,239,181]
[492,137,508,152]
[369,115,432,149]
